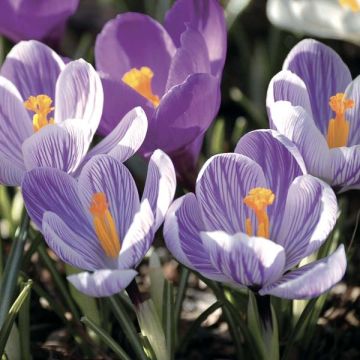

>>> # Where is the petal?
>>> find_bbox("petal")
[164,194,229,282]
[22,119,92,175]
[344,75,360,146]
[54,59,103,140]
[77,155,140,241]
[269,101,332,181]
[142,73,220,154]
[97,75,154,136]
[67,269,137,297]
[86,107,148,164]
[201,231,286,287]
[0,40,64,101]
[95,13,176,96]
[0,154,25,186]
[283,39,352,135]
[164,0,227,77]
[235,130,306,237]
[195,153,267,233]
[166,27,211,91]
[142,149,176,230]
[330,145,360,189]
[260,245,347,299]
[21,167,93,239]
[0,76,30,182]
[266,70,312,117]
[277,175,338,270]
[42,211,105,271]
[117,200,155,269]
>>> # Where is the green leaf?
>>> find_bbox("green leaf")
[0,280,32,356]
[137,299,168,360]
[162,281,175,360]
[81,317,132,360]
[149,250,165,320]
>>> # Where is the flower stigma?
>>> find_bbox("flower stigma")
[24,94,55,132]
[89,192,120,258]
[339,0,360,12]
[326,92,354,148]
[243,187,275,239]
[122,66,160,107]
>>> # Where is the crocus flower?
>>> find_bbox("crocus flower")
[0,0,79,43]
[0,40,148,186]
[164,130,346,299]
[22,151,176,297]
[267,0,360,44]
[94,0,226,182]
[267,39,360,191]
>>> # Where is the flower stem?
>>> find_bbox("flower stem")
[0,212,30,327]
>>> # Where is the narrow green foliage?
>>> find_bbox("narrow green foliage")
[162,281,175,360]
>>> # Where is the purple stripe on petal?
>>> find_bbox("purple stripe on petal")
[196,153,267,234]
[0,76,30,172]
[235,130,306,238]
[330,145,360,188]
[77,155,140,242]
[42,211,105,271]
[164,0,226,78]
[0,154,25,186]
[22,167,93,240]
[117,200,155,269]
[277,175,338,270]
[54,59,103,141]
[259,245,346,299]
[86,107,148,165]
[201,231,285,287]
[283,39,352,135]
[22,119,92,175]
[266,70,312,118]
[0,40,64,101]
[164,194,228,282]
[67,269,137,297]
[142,150,176,230]
[344,75,360,146]
[269,102,332,181]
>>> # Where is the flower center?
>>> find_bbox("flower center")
[122,66,160,107]
[89,192,120,258]
[339,0,360,11]
[326,93,354,148]
[243,187,275,239]
[24,94,55,132]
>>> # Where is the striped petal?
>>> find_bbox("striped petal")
[78,155,140,242]
[142,149,176,230]
[344,75,360,146]
[67,269,137,297]
[201,231,286,287]
[283,39,352,135]
[277,175,338,270]
[260,245,346,299]
[0,40,64,101]
[163,194,228,282]
[54,59,103,140]
[269,101,332,182]
[196,153,267,234]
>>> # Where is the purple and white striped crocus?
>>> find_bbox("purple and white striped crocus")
[0,0,79,43]
[164,130,346,299]
[22,151,176,297]
[95,0,226,181]
[0,40,148,186]
[267,39,360,192]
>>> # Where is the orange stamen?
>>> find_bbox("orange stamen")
[24,94,55,132]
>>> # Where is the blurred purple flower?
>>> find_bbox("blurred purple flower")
[0,40,148,186]
[22,151,176,297]
[164,130,346,299]
[267,39,360,192]
[95,0,226,183]
[0,0,79,43]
